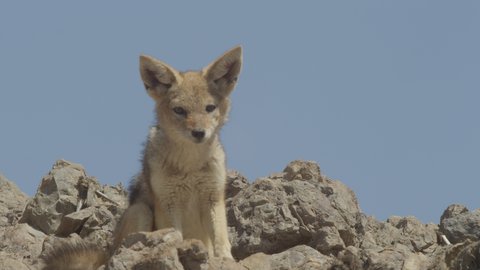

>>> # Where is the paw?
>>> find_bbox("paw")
[215,245,233,259]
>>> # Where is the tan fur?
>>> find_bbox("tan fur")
[43,46,242,269]
[42,240,107,270]
[120,46,241,258]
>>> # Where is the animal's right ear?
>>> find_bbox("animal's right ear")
[139,55,178,98]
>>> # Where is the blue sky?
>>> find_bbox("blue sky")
[1,1,479,223]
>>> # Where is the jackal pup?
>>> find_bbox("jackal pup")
[118,45,242,257]
[43,46,242,269]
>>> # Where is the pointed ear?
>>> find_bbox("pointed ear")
[139,55,178,96]
[204,46,242,97]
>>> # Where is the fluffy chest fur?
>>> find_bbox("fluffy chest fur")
[146,127,227,206]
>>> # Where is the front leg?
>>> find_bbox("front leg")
[113,202,154,249]
[202,195,233,259]
[154,199,183,234]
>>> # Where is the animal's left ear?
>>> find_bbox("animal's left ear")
[203,46,242,97]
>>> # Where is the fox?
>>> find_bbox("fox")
[43,46,242,269]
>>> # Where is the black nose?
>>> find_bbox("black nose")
[191,130,205,139]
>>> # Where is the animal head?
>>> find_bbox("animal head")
[139,46,242,144]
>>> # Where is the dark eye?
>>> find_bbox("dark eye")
[206,105,216,113]
[173,107,187,116]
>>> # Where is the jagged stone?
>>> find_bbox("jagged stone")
[19,160,127,241]
[19,160,90,234]
[229,160,361,259]
[1,159,479,270]
[356,215,439,255]
[387,216,438,252]
[447,240,480,270]
[0,252,30,270]
[338,244,432,270]
[0,174,29,228]
[177,239,209,270]
[311,226,346,256]
[56,207,95,237]
[240,245,342,270]
[226,170,249,199]
[439,204,480,244]
[106,229,245,270]
[440,204,469,221]
[0,223,47,266]
[106,229,185,270]
[283,160,323,182]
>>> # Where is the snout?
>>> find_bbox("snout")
[191,129,206,142]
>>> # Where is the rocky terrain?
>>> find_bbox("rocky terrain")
[0,159,479,269]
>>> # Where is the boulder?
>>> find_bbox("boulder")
[106,229,185,270]
[338,245,432,270]
[356,215,438,253]
[439,204,480,244]
[19,160,127,241]
[106,228,246,270]
[0,223,47,266]
[226,170,249,200]
[19,160,91,234]
[1,159,480,270]
[228,160,361,259]
[0,253,30,270]
[240,245,343,270]
[0,174,29,228]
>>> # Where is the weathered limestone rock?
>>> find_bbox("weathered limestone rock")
[19,160,91,234]
[240,245,342,270]
[19,160,127,241]
[356,215,438,253]
[106,228,245,270]
[1,159,479,270]
[0,223,47,266]
[440,204,480,244]
[226,170,249,200]
[0,174,29,228]
[228,160,361,259]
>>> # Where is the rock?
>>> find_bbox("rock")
[311,226,345,256]
[387,216,438,252]
[107,228,245,270]
[228,160,361,259]
[446,240,480,270]
[0,252,30,270]
[56,207,95,237]
[19,160,128,239]
[440,204,480,244]
[338,245,432,270]
[106,229,185,270]
[79,205,120,246]
[356,215,438,254]
[226,170,249,199]
[429,240,480,270]
[179,239,246,270]
[440,204,469,221]
[240,245,342,270]
[365,245,431,270]
[206,257,246,270]
[283,160,323,181]
[0,223,47,266]
[19,160,90,234]
[2,159,480,269]
[177,239,209,270]
[0,174,29,228]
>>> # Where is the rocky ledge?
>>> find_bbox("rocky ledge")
[1,160,479,269]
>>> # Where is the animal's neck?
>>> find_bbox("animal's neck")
[160,133,219,173]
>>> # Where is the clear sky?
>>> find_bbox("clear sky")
[1,1,479,223]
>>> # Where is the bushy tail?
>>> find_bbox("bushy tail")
[42,240,108,270]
